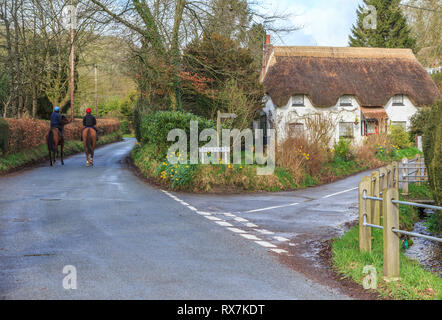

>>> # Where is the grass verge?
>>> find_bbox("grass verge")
[131,143,377,192]
[0,131,122,173]
[331,182,442,300]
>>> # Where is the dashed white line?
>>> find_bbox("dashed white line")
[160,189,290,255]
[215,221,233,227]
[271,248,288,254]
[227,228,247,233]
[257,229,274,235]
[244,202,299,213]
[196,211,211,216]
[322,187,358,199]
[222,213,236,217]
[240,234,261,241]
[255,241,277,248]
[273,236,290,242]
[245,223,258,228]
[205,216,222,221]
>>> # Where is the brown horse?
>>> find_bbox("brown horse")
[82,127,96,167]
[47,116,70,166]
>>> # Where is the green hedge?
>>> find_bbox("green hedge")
[140,111,215,158]
[0,118,9,155]
[422,98,441,234]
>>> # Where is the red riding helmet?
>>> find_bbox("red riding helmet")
[86,108,92,114]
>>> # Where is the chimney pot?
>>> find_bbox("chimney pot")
[265,34,271,45]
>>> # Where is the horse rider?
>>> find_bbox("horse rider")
[81,108,98,141]
[50,106,64,140]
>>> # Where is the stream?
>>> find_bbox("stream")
[405,212,442,278]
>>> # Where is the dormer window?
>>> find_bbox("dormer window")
[340,95,352,106]
[392,95,404,106]
[292,95,304,107]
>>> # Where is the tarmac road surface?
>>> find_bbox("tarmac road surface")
[0,138,356,299]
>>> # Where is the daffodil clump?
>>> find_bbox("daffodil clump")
[155,152,196,188]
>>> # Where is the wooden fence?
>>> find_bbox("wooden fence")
[358,154,441,281]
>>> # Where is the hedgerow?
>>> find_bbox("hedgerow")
[2,118,120,155]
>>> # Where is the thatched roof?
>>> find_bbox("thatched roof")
[263,46,440,107]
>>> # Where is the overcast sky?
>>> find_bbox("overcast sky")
[258,0,364,47]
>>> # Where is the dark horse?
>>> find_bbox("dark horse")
[47,116,70,166]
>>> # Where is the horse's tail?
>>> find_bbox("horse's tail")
[86,129,92,154]
[47,129,55,152]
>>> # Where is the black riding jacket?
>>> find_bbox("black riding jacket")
[83,114,97,127]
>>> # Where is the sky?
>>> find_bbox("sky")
[258,0,364,47]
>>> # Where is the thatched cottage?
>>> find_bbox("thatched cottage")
[259,36,440,145]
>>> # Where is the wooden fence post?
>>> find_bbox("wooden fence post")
[359,176,372,252]
[401,158,408,195]
[416,154,421,185]
[392,162,399,192]
[379,167,388,220]
[383,188,400,282]
[386,164,394,188]
[370,171,380,226]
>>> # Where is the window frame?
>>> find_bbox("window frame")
[288,122,304,137]
[339,122,354,139]
[291,95,305,107]
[339,95,352,107]
[392,95,405,106]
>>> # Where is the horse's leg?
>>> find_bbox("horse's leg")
[61,140,64,165]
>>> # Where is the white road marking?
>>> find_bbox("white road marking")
[257,229,274,235]
[160,189,291,256]
[322,187,358,199]
[196,211,211,216]
[244,202,299,213]
[255,241,277,248]
[273,236,290,242]
[227,228,247,233]
[215,221,233,227]
[245,223,258,228]
[240,234,261,241]
[222,213,236,217]
[271,248,288,254]
[205,216,222,221]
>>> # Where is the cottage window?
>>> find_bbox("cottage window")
[391,121,406,130]
[289,123,304,138]
[392,95,404,106]
[339,122,354,138]
[340,95,352,106]
[292,95,304,107]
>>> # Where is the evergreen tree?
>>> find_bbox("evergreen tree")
[349,0,416,50]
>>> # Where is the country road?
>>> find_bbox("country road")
[0,138,368,300]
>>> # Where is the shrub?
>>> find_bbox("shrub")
[140,110,215,158]
[120,120,130,134]
[423,99,441,204]
[422,98,441,234]
[0,118,9,154]
[389,125,411,149]
[334,138,353,161]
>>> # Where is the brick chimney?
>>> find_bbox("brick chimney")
[261,34,273,82]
